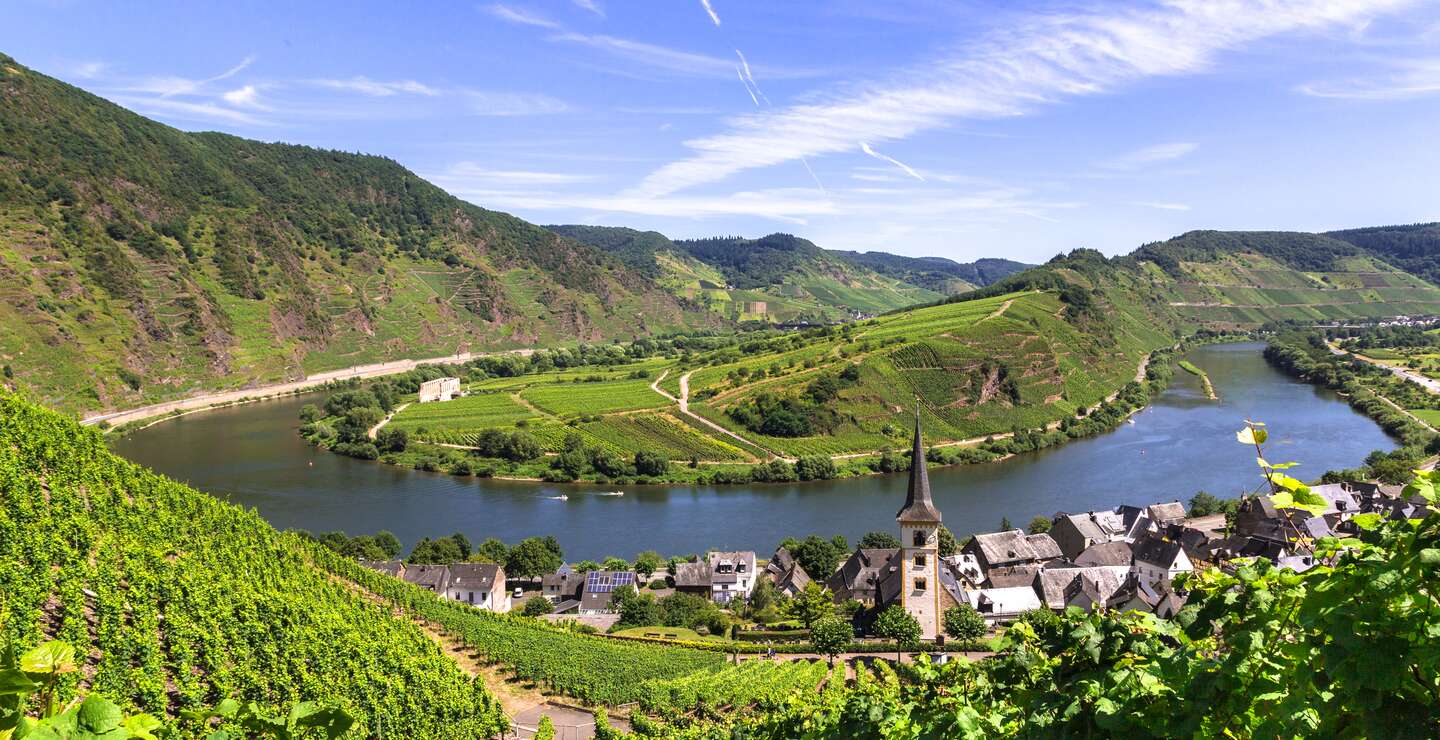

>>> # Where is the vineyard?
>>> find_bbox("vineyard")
[577,413,753,461]
[520,377,669,416]
[386,392,538,432]
[636,659,833,721]
[315,550,726,705]
[0,393,507,736]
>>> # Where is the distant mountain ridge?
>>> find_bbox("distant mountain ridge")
[546,225,1030,322]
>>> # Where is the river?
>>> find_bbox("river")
[110,343,1395,560]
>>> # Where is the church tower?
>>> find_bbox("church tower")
[896,407,942,640]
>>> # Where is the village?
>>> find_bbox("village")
[357,413,1430,649]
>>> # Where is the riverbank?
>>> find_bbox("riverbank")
[83,348,535,432]
[1177,360,1217,400]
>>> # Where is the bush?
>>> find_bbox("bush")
[634,450,669,477]
[794,455,837,481]
[522,597,554,617]
[376,426,408,453]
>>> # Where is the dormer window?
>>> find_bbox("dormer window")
[913,530,927,547]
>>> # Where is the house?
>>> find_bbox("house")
[1063,567,1134,612]
[1115,575,1188,618]
[942,553,984,588]
[672,561,711,598]
[542,565,584,603]
[360,560,406,579]
[1049,509,1130,560]
[963,529,1062,575]
[1130,533,1193,588]
[1144,502,1188,526]
[418,377,461,403]
[1074,541,1133,567]
[964,587,1042,625]
[401,564,451,594]
[984,564,1043,588]
[763,547,812,597]
[578,570,637,615]
[707,551,757,604]
[827,548,898,604]
[445,563,510,612]
[1033,566,1131,611]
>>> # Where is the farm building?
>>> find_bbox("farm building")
[418,377,461,403]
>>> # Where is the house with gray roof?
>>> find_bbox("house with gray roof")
[962,529,1062,574]
[1131,533,1193,588]
[579,570,637,614]
[1074,541,1134,567]
[764,547,811,597]
[401,563,451,594]
[445,563,509,612]
[827,548,899,604]
[1049,510,1130,560]
[1033,566,1131,610]
[360,560,406,579]
[707,551,757,604]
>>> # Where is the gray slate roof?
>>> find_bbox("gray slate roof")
[1131,534,1185,569]
[1074,541,1134,567]
[448,563,503,592]
[969,530,1062,567]
[896,413,942,523]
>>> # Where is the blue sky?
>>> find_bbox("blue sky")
[7,0,1440,263]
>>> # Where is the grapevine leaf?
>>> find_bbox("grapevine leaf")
[76,696,122,734]
[19,643,75,677]
[0,670,37,696]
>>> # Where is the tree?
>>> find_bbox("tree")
[794,455,837,481]
[634,450,669,477]
[873,605,922,662]
[749,577,777,613]
[1189,490,1227,517]
[522,596,554,617]
[782,534,850,581]
[634,550,663,580]
[551,447,588,481]
[1027,515,1052,534]
[810,616,853,668]
[574,559,600,574]
[535,715,556,740]
[601,556,630,571]
[615,586,659,628]
[999,516,1013,532]
[373,531,402,559]
[790,581,835,629]
[506,431,543,461]
[943,604,987,647]
[474,537,510,564]
[506,537,563,580]
[937,525,959,557]
[658,593,718,630]
[859,531,902,549]
[375,426,408,453]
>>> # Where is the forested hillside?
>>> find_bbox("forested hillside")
[1328,222,1440,285]
[826,251,1030,293]
[0,53,710,414]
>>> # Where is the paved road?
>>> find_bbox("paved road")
[82,348,534,429]
[1331,343,1440,394]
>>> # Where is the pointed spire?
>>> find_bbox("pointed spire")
[897,401,942,523]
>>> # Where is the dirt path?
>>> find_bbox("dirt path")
[677,370,793,461]
[1329,342,1440,394]
[650,369,677,403]
[84,348,536,429]
[982,297,1016,321]
[367,402,410,440]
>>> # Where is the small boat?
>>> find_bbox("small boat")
[546,494,569,501]
[1126,418,1135,425]
[600,490,625,497]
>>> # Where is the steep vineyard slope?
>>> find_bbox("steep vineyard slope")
[0,392,507,735]
[0,53,711,414]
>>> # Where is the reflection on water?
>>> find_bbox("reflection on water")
[111,343,1396,559]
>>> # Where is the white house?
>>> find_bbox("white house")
[418,377,461,403]
[964,586,1042,625]
[445,563,510,613]
[1130,533,1193,588]
[707,551,757,604]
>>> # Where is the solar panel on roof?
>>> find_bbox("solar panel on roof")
[585,570,634,593]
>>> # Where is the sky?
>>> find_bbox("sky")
[6,0,1440,263]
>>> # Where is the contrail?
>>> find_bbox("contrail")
[699,0,720,26]
[734,49,769,105]
[860,142,925,181]
[735,67,759,105]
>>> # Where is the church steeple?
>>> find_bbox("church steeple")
[896,405,942,523]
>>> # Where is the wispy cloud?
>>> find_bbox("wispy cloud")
[573,0,604,17]
[1100,142,1199,171]
[433,163,600,185]
[1298,57,1440,99]
[110,95,271,126]
[700,0,721,26]
[551,32,737,77]
[632,0,1415,197]
[483,4,560,29]
[860,142,924,181]
[311,77,440,96]
[221,85,266,109]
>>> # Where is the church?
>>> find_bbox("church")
[873,411,950,640]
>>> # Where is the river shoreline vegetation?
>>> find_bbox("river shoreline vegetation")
[1263,330,1440,482]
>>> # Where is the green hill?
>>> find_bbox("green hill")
[826,251,1031,293]
[548,226,962,322]
[1327,222,1440,285]
[0,53,713,414]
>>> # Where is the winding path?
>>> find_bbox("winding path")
[665,369,792,461]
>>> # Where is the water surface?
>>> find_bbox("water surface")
[111,343,1394,559]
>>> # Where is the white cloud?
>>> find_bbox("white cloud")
[860,142,925,181]
[484,4,560,29]
[700,0,721,26]
[221,84,266,109]
[73,62,106,79]
[1100,142,1199,171]
[1298,57,1440,98]
[573,0,604,17]
[310,77,440,97]
[109,95,271,126]
[462,90,570,115]
[551,32,738,78]
[632,0,1416,197]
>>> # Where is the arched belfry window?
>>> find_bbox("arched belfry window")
[913,530,927,547]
